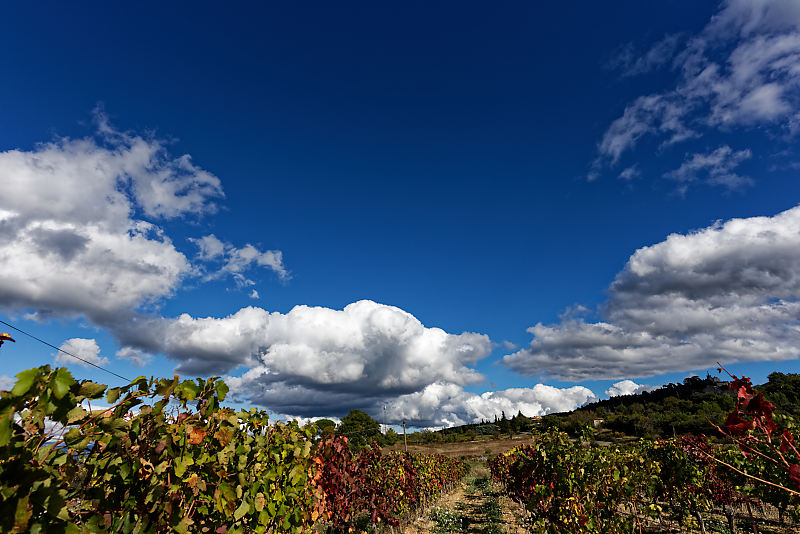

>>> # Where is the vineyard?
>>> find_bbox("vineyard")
[0,366,468,533]
[3,366,800,533]
[490,371,800,534]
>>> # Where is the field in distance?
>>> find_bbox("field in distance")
[384,434,533,458]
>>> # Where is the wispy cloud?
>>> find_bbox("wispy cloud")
[593,0,800,186]
[607,34,683,77]
[664,145,753,192]
[190,234,288,285]
[619,164,641,181]
[115,347,154,367]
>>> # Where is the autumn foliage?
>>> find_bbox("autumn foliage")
[490,368,800,533]
[0,366,467,533]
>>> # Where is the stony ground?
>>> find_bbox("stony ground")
[402,464,526,534]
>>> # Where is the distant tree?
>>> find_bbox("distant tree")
[421,429,442,443]
[384,428,400,445]
[407,431,423,444]
[541,414,563,431]
[475,424,496,435]
[337,409,382,450]
[513,411,532,433]
[313,418,336,439]
[760,372,800,418]
[499,411,511,437]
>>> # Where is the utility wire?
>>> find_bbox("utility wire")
[0,319,131,382]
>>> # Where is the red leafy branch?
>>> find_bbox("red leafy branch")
[715,363,800,492]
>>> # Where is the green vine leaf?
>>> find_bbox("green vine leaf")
[11,368,38,397]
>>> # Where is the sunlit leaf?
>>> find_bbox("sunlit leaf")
[11,368,38,397]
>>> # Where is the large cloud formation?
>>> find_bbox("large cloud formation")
[107,298,601,425]
[109,300,595,427]
[595,0,800,189]
[0,113,599,426]
[112,299,601,425]
[0,111,284,326]
[132,300,492,413]
[504,205,800,381]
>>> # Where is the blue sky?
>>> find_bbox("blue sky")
[2,1,800,427]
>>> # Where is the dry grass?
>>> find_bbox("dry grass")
[385,435,532,458]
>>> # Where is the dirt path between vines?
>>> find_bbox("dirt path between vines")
[402,464,526,534]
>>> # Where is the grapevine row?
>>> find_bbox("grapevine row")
[490,430,738,533]
[490,369,800,533]
[0,366,467,533]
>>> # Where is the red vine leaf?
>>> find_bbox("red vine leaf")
[790,464,800,489]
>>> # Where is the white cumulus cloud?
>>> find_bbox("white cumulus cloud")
[504,204,800,381]
[387,382,597,428]
[605,380,659,397]
[112,300,493,419]
[157,300,491,384]
[0,111,285,330]
[56,338,108,368]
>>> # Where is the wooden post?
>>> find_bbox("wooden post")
[403,420,407,452]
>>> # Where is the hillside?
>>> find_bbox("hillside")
[405,372,800,443]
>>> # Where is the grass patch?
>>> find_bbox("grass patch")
[479,497,502,523]
[429,507,463,533]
